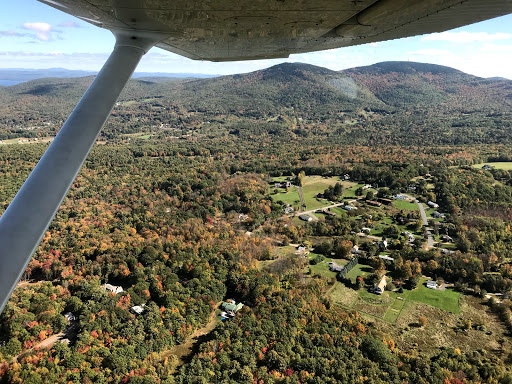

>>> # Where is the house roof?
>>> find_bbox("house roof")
[222,302,244,312]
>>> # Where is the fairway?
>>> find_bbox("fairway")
[473,162,512,170]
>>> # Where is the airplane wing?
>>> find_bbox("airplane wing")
[38,0,512,61]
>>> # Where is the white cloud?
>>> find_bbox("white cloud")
[422,31,512,43]
[59,22,80,28]
[408,49,451,56]
[0,30,28,37]
[23,22,53,41]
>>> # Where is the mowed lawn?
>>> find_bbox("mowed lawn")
[408,279,461,313]
[272,186,301,207]
[472,162,512,170]
[393,199,419,211]
[272,176,357,210]
[301,176,344,210]
[344,263,373,283]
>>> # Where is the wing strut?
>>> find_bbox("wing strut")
[0,31,162,314]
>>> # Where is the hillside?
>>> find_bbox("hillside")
[0,61,511,145]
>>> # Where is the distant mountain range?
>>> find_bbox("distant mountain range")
[0,61,511,145]
[0,68,218,86]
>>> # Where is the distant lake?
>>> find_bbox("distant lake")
[0,80,22,86]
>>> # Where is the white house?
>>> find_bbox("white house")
[104,283,124,294]
[427,201,439,209]
[426,280,437,289]
[130,305,146,315]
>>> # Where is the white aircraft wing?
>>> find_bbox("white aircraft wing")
[38,0,512,61]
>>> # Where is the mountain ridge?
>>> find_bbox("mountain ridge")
[0,61,511,145]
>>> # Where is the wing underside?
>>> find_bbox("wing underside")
[38,0,512,61]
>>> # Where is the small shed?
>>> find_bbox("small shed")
[427,280,437,289]
[299,214,313,222]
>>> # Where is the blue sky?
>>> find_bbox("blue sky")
[1,0,511,78]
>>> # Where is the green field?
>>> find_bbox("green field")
[272,186,301,207]
[272,176,357,211]
[329,273,461,323]
[393,199,419,211]
[473,162,512,170]
[345,263,373,283]
[408,279,461,313]
[343,184,364,198]
[301,176,346,210]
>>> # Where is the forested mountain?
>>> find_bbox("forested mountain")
[0,61,511,144]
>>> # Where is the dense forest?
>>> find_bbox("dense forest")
[1,61,512,383]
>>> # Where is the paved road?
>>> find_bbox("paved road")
[416,200,434,249]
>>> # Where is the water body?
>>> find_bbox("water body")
[0,80,22,86]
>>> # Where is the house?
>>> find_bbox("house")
[393,194,407,200]
[370,275,387,295]
[482,164,494,171]
[274,183,282,188]
[284,207,294,214]
[366,200,382,207]
[351,245,363,255]
[104,283,123,294]
[362,184,372,190]
[427,201,439,209]
[238,213,249,222]
[221,300,244,314]
[344,205,357,211]
[295,245,307,255]
[426,280,437,289]
[441,235,453,242]
[377,240,388,250]
[130,305,146,315]
[342,174,350,180]
[379,255,394,262]
[299,214,313,222]
[64,312,76,322]
[328,262,344,272]
[361,227,371,234]
[432,211,445,219]
[403,231,415,242]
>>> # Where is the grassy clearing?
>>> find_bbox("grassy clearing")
[354,299,388,317]
[301,176,343,210]
[329,206,345,216]
[343,184,363,198]
[272,186,301,207]
[309,260,338,279]
[393,199,419,211]
[408,280,461,313]
[473,162,512,170]
[345,263,373,283]
[328,283,358,307]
